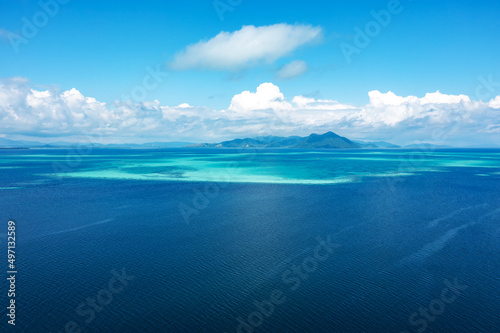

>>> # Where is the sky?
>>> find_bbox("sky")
[0,0,499,146]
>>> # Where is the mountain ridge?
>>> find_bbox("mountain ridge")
[189,131,361,149]
[2,133,488,149]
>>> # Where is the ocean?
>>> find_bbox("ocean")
[1,148,499,332]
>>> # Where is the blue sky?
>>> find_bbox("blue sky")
[0,0,499,145]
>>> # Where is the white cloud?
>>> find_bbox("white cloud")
[361,90,482,126]
[228,82,292,114]
[489,96,500,109]
[368,90,418,106]
[368,90,472,107]
[1,78,499,146]
[170,24,322,70]
[276,60,308,80]
[293,95,356,110]
[420,91,471,104]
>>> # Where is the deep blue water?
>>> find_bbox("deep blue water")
[0,148,499,332]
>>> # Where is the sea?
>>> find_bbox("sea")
[0,148,499,332]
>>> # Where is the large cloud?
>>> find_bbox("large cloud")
[170,24,322,70]
[0,78,499,146]
[361,90,477,126]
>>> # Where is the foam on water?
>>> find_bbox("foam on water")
[398,222,473,266]
[28,218,115,240]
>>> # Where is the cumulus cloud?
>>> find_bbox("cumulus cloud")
[170,24,322,70]
[228,82,292,114]
[368,90,417,106]
[420,91,471,104]
[276,60,308,80]
[489,96,500,109]
[0,77,174,140]
[361,90,482,125]
[1,78,499,146]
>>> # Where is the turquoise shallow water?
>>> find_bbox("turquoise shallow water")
[1,148,500,332]
[17,148,500,185]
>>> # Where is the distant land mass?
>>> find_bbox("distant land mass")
[0,138,193,149]
[186,131,472,150]
[404,143,452,149]
[190,131,362,149]
[353,140,401,148]
[188,132,465,149]
[2,133,496,149]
